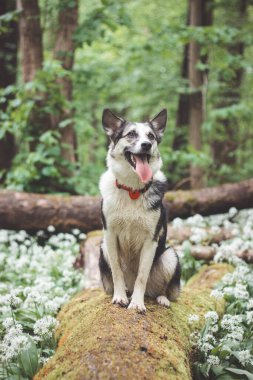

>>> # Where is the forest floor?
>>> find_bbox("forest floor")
[0,209,253,379]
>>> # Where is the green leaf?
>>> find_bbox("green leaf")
[225,368,253,380]
[19,337,39,378]
[58,118,73,128]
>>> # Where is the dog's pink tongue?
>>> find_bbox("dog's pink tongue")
[134,155,153,183]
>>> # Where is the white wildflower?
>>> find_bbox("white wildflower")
[47,225,55,232]
[186,214,205,227]
[210,289,224,300]
[200,342,213,354]
[246,311,253,324]
[210,324,219,333]
[206,355,220,365]
[204,311,219,324]
[34,316,59,339]
[2,317,15,330]
[228,207,237,218]
[234,283,249,300]
[237,350,253,366]
[189,331,200,345]
[72,228,81,236]
[190,227,208,244]
[172,218,184,229]
[203,334,216,344]
[39,357,49,365]
[0,293,22,307]
[226,328,244,342]
[247,299,253,310]
[188,314,200,324]
[221,314,243,330]
[0,325,29,361]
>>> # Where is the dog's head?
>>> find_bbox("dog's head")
[102,109,167,184]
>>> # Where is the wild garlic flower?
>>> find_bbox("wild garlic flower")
[0,325,29,361]
[47,225,56,232]
[246,311,253,324]
[206,355,220,365]
[172,217,184,229]
[234,283,249,300]
[237,350,253,366]
[200,342,214,354]
[210,289,224,300]
[188,314,200,324]
[228,207,238,218]
[34,316,59,340]
[221,314,243,330]
[204,311,219,324]
[247,299,253,310]
[225,329,244,342]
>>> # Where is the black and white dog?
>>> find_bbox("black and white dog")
[99,109,181,313]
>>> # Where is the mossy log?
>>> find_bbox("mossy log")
[35,263,232,380]
[1,178,253,232]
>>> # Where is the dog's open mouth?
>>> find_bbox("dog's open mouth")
[125,152,152,183]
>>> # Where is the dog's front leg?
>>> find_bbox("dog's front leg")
[128,239,157,313]
[104,231,129,307]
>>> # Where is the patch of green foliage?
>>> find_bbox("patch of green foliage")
[0,228,85,379]
[1,0,253,194]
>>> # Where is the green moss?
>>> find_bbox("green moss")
[164,190,197,205]
[35,264,232,380]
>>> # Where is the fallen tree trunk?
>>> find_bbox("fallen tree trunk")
[35,263,232,380]
[188,245,253,263]
[0,178,253,232]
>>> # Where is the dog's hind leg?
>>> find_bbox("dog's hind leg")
[99,246,113,295]
[156,295,170,307]
[146,247,181,305]
[166,253,181,301]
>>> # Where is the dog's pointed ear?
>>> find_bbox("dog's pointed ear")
[102,109,125,137]
[150,109,167,141]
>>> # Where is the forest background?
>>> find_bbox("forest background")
[0,0,253,196]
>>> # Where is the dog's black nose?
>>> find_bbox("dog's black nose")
[141,142,152,151]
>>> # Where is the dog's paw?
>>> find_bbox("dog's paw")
[128,300,146,314]
[112,294,129,307]
[156,295,170,308]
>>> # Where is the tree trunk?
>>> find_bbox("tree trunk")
[17,0,47,152]
[34,263,232,380]
[52,0,78,165]
[188,0,212,189]
[0,0,18,178]
[211,0,248,169]
[17,0,43,83]
[0,178,253,232]
[167,10,190,190]
[174,9,190,152]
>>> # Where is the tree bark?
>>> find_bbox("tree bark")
[0,0,18,178]
[17,0,43,83]
[167,10,190,190]
[34,263,232,380]
[0,178,253,232]
[211,0,248,169]
[188,0,212,189]
[52,0,78,165]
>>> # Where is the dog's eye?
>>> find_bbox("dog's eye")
[148,133,155,141]
[127,131,137,138]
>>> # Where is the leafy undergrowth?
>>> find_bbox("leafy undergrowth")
[0,227,85,380]
[1,208,253,379]
[175,208,253,379]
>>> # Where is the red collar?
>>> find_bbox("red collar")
[115,179,152,200]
